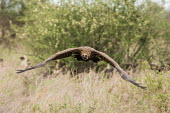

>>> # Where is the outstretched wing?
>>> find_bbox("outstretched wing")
[93,50,146,89]
[16,48,80,73]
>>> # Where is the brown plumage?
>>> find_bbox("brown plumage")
[16,46,146,89]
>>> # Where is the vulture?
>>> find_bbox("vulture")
[16,46,146,89]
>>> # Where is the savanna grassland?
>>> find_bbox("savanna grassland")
[0,47,170,113]
[0,0,170,113]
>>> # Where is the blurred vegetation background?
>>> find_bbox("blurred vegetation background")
[0,1,170,113]
[0,0,170,69]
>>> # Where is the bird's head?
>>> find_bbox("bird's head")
[81,50,91,60]
[82,54,89,60]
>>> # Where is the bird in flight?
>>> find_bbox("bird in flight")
[16,46,146,89]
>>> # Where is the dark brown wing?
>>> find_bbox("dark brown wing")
[93,50,146,89]
[16,48,80,73]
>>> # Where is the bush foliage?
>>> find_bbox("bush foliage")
[15,0,170,68]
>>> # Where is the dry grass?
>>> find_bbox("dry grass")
[0,49,170,113]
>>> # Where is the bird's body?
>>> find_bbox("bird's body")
[17,46,146,89]
[73,46,99,62]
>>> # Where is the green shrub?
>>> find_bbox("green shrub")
[14,0,170,68]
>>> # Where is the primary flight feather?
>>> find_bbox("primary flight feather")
[16,46,146,89]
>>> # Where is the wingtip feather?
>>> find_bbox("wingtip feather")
[130,80,147,89]
[16,67,35,74]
